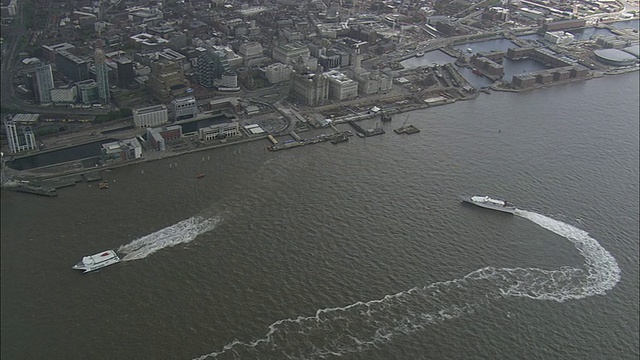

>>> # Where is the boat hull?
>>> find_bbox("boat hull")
[72,250,121,273]
[461,196,516,214]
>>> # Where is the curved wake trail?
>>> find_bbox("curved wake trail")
[194,210,620,359]
[118,216,222,261]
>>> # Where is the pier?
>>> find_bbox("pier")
[268,130,353,151]
[348,121,385,138]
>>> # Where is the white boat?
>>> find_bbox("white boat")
[462,195,516,214]
[72,250,121,273]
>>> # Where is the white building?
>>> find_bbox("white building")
[262,63,292,84]
[199,122,240,141]
[133,104,168,128]
[543,31,575,45]
[220,71,238,88]
[101,138,142,163]
[4,118,37,154]
[325,70,359,101]
[171,96,197,121]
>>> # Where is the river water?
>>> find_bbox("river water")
[1,73,638,360]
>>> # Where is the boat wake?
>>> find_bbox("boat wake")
[118,216,222,261]
[194,210,620,359]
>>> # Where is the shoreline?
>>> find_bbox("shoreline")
[1,66,637,194]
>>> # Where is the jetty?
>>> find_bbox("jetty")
[394,115,421,134]
[348,121,385,138]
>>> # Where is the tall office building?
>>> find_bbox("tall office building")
[116,56,135,87]
[147,60,190,102]
[35,64,55,104]
[94,48,110,104]
[197,48,230,89]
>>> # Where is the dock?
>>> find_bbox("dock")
[268,130,353,151]
[394,125,421,134]
[11,183,58,197]
[348,121,385,138]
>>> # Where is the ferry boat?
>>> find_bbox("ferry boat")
[462,195,516,214]
[72,250,121,273]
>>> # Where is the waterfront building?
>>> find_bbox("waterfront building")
[171,96,197,121]
[100,138,142,163]
[354,69,393,95]
[512,74,538,88]
[198,122,240,141]
[94,48,110,104]
[35,65,54,105]
[147,60,190,102]
[290,69,328,106]
[325,70,358,101]
[543,31,575,46]
[133,105,168,128]
[146,125,182,151]
[542,19,586,32]
[272,42,310,65]
[146,128,166,151]
[593,49,637,66]
[4,118,37,154]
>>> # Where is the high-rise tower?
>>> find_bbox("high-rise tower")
[94,48,110,104]
[35,64,54,104]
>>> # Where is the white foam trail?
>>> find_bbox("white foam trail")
[194,210,620,359]
[118,216,221,261]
